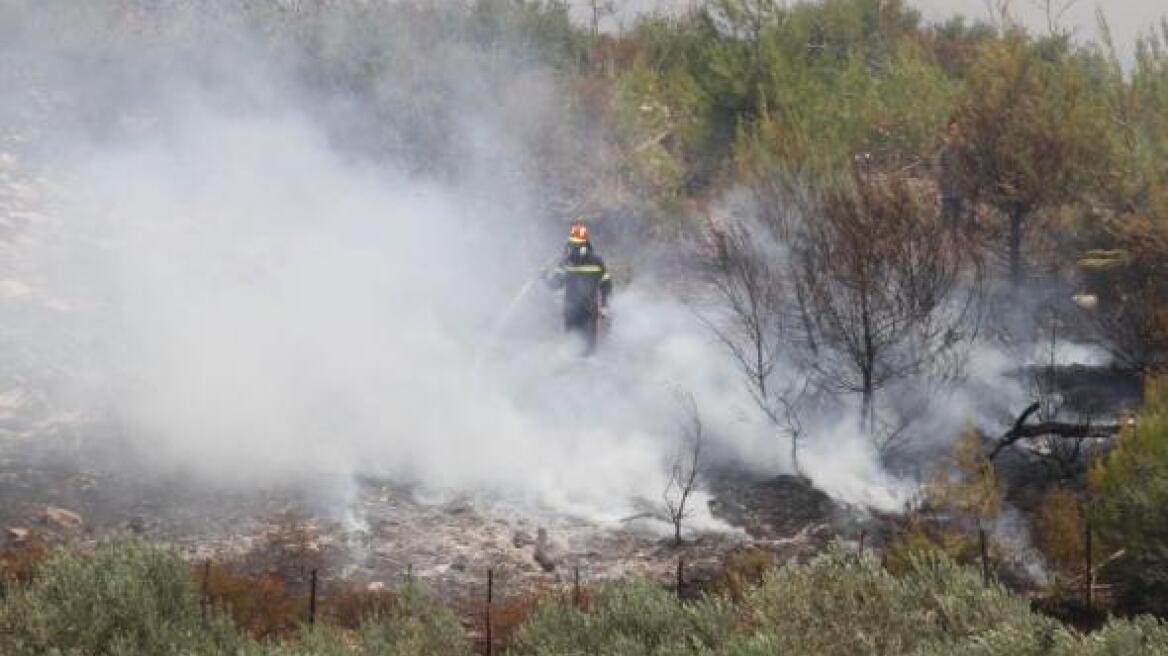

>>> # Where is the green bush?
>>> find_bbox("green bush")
[264,625,354,656]
[1089,378,1168,616]
[509,544,1168,656]
[4,540,1168,655]
[354,584,471,656]
[910,614,1168,655]
[0,541,246,656]
[725,545,1035,655]
[0,541,472,656]
[1079,617,1168,656]
[509,579,736,655]
[268,589,470,656]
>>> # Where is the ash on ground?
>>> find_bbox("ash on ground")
[0,434,867,600]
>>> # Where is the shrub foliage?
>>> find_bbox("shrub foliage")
[2,541,1166,654]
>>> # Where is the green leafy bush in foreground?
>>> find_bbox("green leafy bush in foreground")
[729,546,1034,655]
[3,541,1167,655]
[909,615,1168,656]
[509,579,736,655]
[266,585,471,656]
[512,546,1168,656]
[1090,377,1168,618]
[0,541,469,656]
[729,548,1166,655]
[0,541,245,656]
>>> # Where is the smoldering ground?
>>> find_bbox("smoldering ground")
[0,2,786,531]
[0,2,1079,537]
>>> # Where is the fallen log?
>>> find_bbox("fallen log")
[989,402,1123,460]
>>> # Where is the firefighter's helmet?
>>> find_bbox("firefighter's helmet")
[568,221,590,245]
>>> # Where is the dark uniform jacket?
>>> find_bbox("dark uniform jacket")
[548,245,612,320]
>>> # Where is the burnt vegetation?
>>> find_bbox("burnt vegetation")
[4,0,1168,652]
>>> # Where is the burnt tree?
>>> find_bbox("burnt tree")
[702,213,809,475]
[794,170,978,438]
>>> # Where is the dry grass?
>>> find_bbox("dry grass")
[196,562,307,640]
[708,547,775,603]
[0,533,51,586]
[883,514,983,576]
[461,580,596,654]
[322,586,398,629]
[1035,485,1086,581]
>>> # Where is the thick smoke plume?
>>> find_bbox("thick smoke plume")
[0,2,994,526]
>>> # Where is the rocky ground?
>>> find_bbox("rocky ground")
[0,431,868,603]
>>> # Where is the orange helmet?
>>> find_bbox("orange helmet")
[568,221,590,245]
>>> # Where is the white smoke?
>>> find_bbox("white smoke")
[31,105,689,513]
[2,1,1050,527]
[0,3,789,528]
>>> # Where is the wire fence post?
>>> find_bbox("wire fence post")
[1085,519,1094,608]
[676,557,684,599]
[573,567,581,608]
[308,569,318,626]
[486,568,494,656]
[858,529,866,558]
[978,528,990,587]
[200,558,211,621]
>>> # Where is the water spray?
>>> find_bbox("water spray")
[473,254,560,368]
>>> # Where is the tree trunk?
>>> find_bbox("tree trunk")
[860,371,874,436]
[1009,207,1025,288]
[859,282,875,435]
[790,433,801,478]
[795,281,819,356]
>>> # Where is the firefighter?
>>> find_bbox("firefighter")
[936,118,967,227]
[545,221,612,354]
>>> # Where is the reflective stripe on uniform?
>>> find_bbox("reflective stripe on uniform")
[563,265,605,274]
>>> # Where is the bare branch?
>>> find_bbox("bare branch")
[1029,0,1079,35]
[698,214,809,474]
[663,391,705,546]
